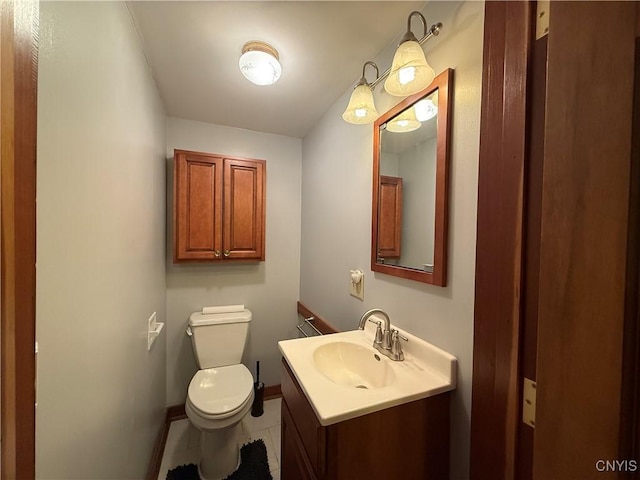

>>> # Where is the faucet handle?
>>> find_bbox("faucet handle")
[368,319,384,345]
[391,329,408,342]
[390,329,408,360]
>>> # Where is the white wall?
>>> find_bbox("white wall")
[166,117,302,406]
[299,2,483,479]
[398,137,437,267]
[36,3,167,479]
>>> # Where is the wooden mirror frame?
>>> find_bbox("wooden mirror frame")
[371,68,453,286]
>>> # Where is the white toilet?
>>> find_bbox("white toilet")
[185,309,254,480]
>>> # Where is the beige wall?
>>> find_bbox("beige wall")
[299,2,484,478]
[36,3,167,478]
[165,117,302,406]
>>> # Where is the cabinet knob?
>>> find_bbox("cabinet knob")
[214,250,221,257]
[223,250,230,257]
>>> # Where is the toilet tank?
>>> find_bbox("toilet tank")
[188,309,252,369]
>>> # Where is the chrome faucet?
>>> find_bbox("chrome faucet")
[357,309,407,360]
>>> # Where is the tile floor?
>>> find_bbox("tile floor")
[158,398,282,480]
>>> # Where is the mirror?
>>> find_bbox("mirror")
[372,68,452,286]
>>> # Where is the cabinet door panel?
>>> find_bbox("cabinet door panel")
[223,158,265,260]
[281,360,325,477]
[187,162,216,249]
[377,176,403,259]
[282,400,317,480]
[174,151,222,261]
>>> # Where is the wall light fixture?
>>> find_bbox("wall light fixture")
[342,61,380,124]
[342,11,442,125]
[385,12,436,97]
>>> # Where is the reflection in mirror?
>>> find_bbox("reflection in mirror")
[379,89,438,271]
[372,68,452,286]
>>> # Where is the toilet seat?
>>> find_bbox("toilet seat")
[187,364,254,420]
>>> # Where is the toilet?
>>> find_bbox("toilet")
[185,309,254,480]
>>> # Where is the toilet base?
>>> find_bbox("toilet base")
[197,423,242,480]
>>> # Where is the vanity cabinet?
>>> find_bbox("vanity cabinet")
[280,359,450,480]
[173,149,265,263]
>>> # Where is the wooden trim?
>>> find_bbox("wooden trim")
[516,32,548,480]
[470,3,533,479]
[533,3,636,477]
[166,404,187,422]
[0,2,38,479]
[145,408,173,480]
[621,34,640,468]
[296,302,339,335]
[264,384,282,400]
[371,68,452,286]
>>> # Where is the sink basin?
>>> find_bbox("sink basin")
[278,324,456,426]
[312,341,396,389]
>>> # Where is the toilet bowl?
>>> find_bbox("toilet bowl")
[185,308,253,480]
[186,364,255,480]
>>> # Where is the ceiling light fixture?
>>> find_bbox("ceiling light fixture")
[342,61,380,124]
[342,11,442,125]
[414,96,438,122]
[239,41,282,86]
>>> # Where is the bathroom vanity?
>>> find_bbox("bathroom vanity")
[278,325,456,479]
[281,359,449,479]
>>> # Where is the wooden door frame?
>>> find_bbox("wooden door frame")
[0,1,38,479]
[470,2,533,479]
[472,2,640,479]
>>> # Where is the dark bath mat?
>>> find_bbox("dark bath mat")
[166,439,272,480]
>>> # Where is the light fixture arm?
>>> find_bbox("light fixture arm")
[368,20,442,90]
[358,61,380,88]
[402,11,427,43]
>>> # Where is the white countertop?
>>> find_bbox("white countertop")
[278,320,457,426]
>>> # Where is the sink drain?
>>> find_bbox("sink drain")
[355,384,368,389]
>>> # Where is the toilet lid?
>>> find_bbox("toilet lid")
[188,364,254,416]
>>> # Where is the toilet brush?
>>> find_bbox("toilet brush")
[251,360,265,417]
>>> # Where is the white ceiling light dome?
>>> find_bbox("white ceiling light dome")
[239,41,282,86]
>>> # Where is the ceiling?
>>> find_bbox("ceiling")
[128,1,424,139]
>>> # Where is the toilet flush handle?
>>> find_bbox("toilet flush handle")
[186,326,193,337]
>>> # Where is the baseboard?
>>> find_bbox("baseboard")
[166,403,187,421]
[145,386,280,480]
[264,384,282,400]
[145,407,174,480]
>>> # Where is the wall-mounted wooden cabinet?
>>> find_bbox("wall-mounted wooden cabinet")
[173,149,266,263]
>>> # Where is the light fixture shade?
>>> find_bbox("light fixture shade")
[386,107,421,133]
[239,42,282,86]
[342,84,379,124]
[384,40,435,97]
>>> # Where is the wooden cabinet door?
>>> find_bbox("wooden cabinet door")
[174,150,266,263]
[377,175,403,259]
[223,158,266,260]
[174,150,223,261]
[281,401,316,480]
